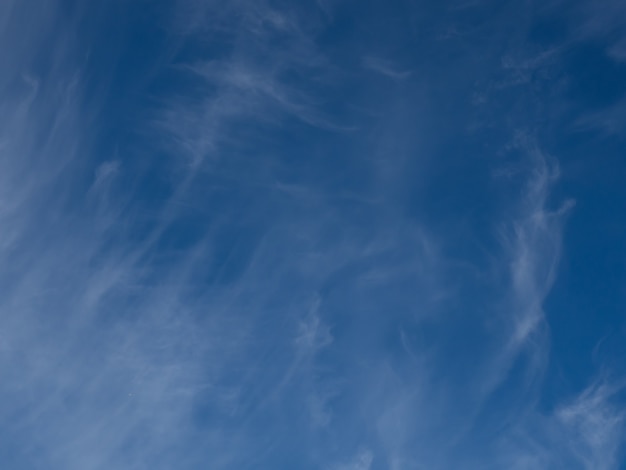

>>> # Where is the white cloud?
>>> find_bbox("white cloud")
[574,97,626,137]
[363,56,412,80]
[556,382,626,469]
[332,449,373,470]
[152,0,348,167]
[2,2,625,470]
[476,136,575,402]
[497,380,625,470]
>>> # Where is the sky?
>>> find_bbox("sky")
[1,0,626,469]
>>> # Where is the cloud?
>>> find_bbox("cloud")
[497,380,625,470]
[152,0,349,167]
[0,3,254,468]
[573,0,626,61]
[574,97,626,137]
[331,449,373,470]
[362,57,412,80]
[506,147,574,347]
[474,136,575,399]
[556,382,625,469]
[295,300,333,353]
[2,1,625,470]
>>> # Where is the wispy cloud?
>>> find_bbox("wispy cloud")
[571,0,626,61]
[497,380,625,470]
[574,97,626,137]
[153,0,348,167]
[331,449,373,470]
[362,57,412,81]
[505,144,574,347]
[477,136,575,396]
[0,3,254,468]
[2,1,625,469]
[556,381,626,469]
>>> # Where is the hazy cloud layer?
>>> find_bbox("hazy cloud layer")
[1,1,625,469]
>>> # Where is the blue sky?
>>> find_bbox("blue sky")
[1,0,626,468]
